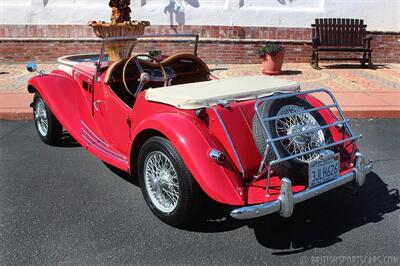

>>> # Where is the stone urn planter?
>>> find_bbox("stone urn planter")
[89,20,150,62]
[257,43,285,75]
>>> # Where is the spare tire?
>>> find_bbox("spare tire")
[252,96,333,179]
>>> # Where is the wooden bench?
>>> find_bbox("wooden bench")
[311,18,373,69]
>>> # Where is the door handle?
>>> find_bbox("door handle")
[93,100,106,111]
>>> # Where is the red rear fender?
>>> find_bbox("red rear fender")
[207,102,261,179]
[131,112,245,206]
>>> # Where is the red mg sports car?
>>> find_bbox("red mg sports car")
[26,34,372,226]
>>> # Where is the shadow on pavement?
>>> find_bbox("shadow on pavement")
[281,70,302,75]
[103,161,399,253]
[323,64,389,70]
[57,131,81,148]
[186,172,399,253]
[105,162,139,186]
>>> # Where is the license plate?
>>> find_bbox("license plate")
[308,153,340,188]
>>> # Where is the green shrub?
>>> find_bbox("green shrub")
[256,43,284,58]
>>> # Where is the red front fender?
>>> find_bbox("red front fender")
[130,112,245,206]
[27,71,94,143]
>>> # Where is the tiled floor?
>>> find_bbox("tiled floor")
[0,63,58,93]
[209,63,400,92]
[210,63,400,117]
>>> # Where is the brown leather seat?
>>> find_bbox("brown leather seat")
[104,58,128,84]
[159,52,210,73]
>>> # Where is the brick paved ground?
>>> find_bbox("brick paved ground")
[0,62,399,119]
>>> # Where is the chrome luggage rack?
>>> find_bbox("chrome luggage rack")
[254,88,361,195]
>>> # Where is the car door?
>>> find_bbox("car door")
[92,82,132,156]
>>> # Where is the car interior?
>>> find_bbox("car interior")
[104,53,211,107]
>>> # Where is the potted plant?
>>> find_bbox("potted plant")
[256,43,285,75]
[149,49,162,59]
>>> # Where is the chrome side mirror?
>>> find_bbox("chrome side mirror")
[26,62,38,73]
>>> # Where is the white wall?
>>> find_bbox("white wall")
[0,0,399,31]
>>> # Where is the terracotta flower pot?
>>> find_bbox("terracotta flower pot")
[262,49,285,75]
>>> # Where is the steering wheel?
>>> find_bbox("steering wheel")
[122,54,168,97]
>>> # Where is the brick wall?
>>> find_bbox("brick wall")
[0,25,399,64]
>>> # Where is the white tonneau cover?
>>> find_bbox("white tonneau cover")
[145,75,300,109]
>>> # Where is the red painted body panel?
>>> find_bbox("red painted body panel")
[29,70,88,141]
[28,61,356,207]
[207,103,261,179]
[93,83,132,155]
[74,62,97,76]
[29,69,129,171]
[129,93,245,205]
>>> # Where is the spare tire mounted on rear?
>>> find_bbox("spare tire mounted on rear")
[252,96,333,178]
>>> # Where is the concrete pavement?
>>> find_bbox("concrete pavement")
[1,62,399,119]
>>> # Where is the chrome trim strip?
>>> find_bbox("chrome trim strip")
[80,120,128,163]
[81,121,110,147]
[81,127,127,161]
[230,155,372,220]
[81,134,128,164]
[214,109,245,177]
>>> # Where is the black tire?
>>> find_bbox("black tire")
[33,93,62,145]
[252,96,333,179]
[138,136,203,226]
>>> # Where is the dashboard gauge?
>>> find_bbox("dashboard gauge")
[151,69,163,78]
[151,67,176,79]
[164,67,176,78]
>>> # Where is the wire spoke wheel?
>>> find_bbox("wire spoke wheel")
[139,136,204,226]
[32,93,62,145]
[34,97,49,137]
[144,151,180,213]
[275,104,325,163]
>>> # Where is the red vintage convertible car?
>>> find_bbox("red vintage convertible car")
[27,34,372,226]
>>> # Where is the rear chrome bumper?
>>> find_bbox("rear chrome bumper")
[230,153,373,220]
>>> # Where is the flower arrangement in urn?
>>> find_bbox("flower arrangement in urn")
[256,43,285,75]
[88,0,150,62]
